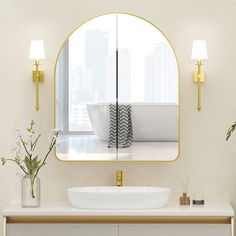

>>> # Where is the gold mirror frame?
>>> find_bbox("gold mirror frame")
[54,12,180,162]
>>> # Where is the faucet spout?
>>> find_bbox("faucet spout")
[116,170,123,187]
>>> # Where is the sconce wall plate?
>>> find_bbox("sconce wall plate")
[193,71,205,82]
[32,71,44,82]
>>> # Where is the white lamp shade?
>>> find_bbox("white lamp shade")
[191,40,208,60]
[29,40,45,60]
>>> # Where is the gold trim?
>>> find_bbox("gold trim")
[231,217,234,236]
[6,216,230,224]
[53,12,181,162]
[3,216,7,236]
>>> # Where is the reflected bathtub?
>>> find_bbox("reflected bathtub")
[87,103,178,142]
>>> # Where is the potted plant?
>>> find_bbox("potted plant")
[0,120,59,207]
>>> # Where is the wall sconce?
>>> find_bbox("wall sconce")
[191,40,208,112]
[29,40,45,112]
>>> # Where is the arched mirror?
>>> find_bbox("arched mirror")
[55,13,179,161]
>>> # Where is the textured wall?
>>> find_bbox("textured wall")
[1,0,236,234]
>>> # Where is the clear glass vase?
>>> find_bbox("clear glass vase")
[21,174,40,208]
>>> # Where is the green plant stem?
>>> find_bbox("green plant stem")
[32,138,56,183]
[30,178,35,199]
[31,134,41,152]
[20,137,31,158]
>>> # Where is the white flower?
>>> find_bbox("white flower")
[48,129,59,144]
[14,126,21,138]
[12,138,21,155]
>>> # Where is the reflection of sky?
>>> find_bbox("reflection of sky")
[68,14,176,101]
[69,14,169,68]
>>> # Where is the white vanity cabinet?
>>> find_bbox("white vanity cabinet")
[7,224,118,236]
[2,203,234,236]
[119,224,231,236]
[6,223,231,236]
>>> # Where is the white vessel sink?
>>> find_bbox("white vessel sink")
[68,186,170,210]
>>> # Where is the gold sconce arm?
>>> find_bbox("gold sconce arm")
[193,60,205,112]
[32,60,44,112]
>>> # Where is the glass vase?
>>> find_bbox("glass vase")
[21,174,40,208]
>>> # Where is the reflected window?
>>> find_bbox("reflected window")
[57,14,178,133]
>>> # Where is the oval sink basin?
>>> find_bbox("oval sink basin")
[68,186,170,210]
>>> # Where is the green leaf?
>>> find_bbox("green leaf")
[24,155,41,176]
[0,157,6,166]
[24,157,31,173]
[226,122,236,141]
[27,120,36,134]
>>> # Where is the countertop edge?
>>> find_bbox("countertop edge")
[2,202,234,217]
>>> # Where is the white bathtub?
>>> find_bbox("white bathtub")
[87,103,178,142]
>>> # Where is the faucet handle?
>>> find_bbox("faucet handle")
[116,170,123,187]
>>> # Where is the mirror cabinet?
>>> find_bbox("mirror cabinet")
[55,13,179,161]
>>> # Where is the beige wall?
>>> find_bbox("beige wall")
[1,0,236,234]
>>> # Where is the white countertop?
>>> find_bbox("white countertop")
[2,202,234,217]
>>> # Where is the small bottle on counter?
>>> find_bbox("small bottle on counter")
[179,176,190,205]
[192,194,205,205]
[179,192,190,205]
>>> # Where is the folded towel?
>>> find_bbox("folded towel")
[108,104,133,148]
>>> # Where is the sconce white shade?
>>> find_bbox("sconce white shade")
[191,40,208,60]
[29,40,45,60]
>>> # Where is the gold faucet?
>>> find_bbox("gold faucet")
[116,170,123,187]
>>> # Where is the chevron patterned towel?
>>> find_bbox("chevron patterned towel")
[108,104,133,148]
